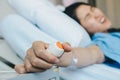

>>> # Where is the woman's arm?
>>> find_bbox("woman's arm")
[57,45,105,68]
[15,41,105,73]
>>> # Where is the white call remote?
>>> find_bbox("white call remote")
[47,42,64,57]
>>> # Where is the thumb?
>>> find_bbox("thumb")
[62,42,72,52]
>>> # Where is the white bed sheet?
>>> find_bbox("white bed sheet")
[2,64,120,80]
[60,64,120,80]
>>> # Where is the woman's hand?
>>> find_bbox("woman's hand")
[15,41,72,74]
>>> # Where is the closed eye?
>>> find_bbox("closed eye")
[85,13,90,20]
[91,6,95,12]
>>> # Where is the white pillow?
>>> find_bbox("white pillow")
[1,14,57,59]
[0,33,2,38]
[8,0,91,47]
[0,24,3,38]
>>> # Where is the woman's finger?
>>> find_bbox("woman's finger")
[62,42,72,52]
[26,48,53,69]
[32,41,59,64]
[24,59,45,73]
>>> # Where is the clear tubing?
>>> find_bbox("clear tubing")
[67,50,78,70]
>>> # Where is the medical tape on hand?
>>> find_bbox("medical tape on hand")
[67,51,78,70]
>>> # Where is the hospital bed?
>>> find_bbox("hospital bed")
[0,0,120,80]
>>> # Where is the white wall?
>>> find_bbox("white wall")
[51,0,88,6]
[96,0,120,28]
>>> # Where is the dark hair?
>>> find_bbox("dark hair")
[108,28,120,32]
[64,2,95,37]
[63,2,90,25]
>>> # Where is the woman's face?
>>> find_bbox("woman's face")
[76,5,112,34]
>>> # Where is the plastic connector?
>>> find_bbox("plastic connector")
[67,51,78,70]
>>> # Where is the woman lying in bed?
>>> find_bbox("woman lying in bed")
[15,2,120,73]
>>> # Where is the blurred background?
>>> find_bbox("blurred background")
[0,0,120,28]
[53,0,120,28]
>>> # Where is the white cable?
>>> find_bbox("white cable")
[0,70,17,73]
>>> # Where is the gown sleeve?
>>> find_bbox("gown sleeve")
[91,32,120,64]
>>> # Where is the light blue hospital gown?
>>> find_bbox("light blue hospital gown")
[91,32,120,68]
